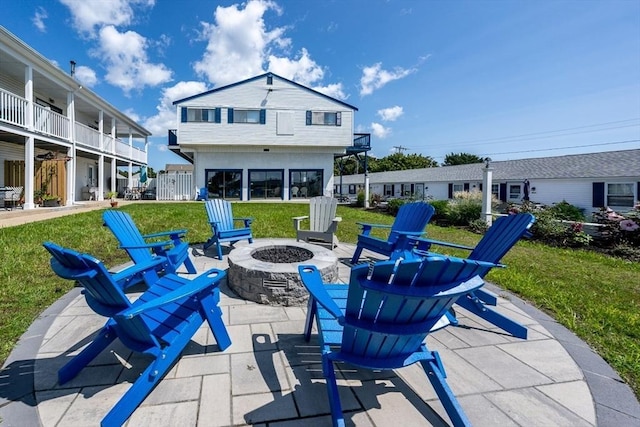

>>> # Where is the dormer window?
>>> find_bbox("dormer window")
[266,75,273,85]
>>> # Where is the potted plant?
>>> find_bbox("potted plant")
[107,191,118,208]
[42,194,60,207]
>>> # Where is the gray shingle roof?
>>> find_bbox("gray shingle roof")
[339,149,640,184]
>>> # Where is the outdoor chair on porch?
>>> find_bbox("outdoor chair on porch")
[42,241,232,427]
[299,255,491,427]
[103,210,197,287]
[407,213,536,338]
[203,199,253,259]
[293,196,341,248]
[350,201,435,264]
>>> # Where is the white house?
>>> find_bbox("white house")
[169,73,364,201]
[336,149,640,217]
[0,26,150,209]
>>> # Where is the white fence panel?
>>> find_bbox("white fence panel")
[156,172,193,201]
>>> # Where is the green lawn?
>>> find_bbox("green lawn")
[0,202,638,399]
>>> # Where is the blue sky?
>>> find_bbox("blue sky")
[3,0,639,171]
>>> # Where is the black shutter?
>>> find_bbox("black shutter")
[202,109,208,121]
[592,182,605,207]
[463,183,470,191]
[499,183,507,202]
[214,108,221,123]
[259,109,266,124]
[306,111,312,125]
[448,183,453,199]
[479,183,483,191]
[227,108,234,123]
[336,112,341,126]
[181,107,187,123]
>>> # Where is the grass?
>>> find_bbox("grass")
[0,202,638,400]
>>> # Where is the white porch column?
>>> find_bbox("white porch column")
[97,155,104,201]
[23,136,35,209]
[482,161,494,226]
[24,65,33,130]
[66,90,76,205]
[111,160,117,195]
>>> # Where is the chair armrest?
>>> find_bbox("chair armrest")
[292,216,309,230]
[298,265,344,323]
[142,229,187,239]
[334,217,342,222]
[413,237,473,252]
[119,240,173,250]
[356,222,391,236]
[117,268,226,319]
[111,257,167,283]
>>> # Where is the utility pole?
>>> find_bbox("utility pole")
[393,145,408,154]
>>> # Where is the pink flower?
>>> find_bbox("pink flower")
[620,219,639,232]
[608,212,625,221]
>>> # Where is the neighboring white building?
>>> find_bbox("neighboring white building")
[336,149,640,217]
[0,26,150,209]
[169,73,364,201]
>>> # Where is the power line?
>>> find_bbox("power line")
[470,139,639,159]
[393,145,408,154]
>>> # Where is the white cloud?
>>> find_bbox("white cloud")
[371,122,391,139]
[143,81,209,136]
[360,63,416,96]
[32,7,48,32]
[59,0,155,35]
[193,0,288,86]
[94,25,172,94]
[313,83,347,100]
[268,48,324,86]
[378,106,403,122]
[74,65,98,87]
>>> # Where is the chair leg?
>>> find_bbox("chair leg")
[322,355,346,427]
[456,293,528,339]
[350,246,364,264]
[58,322,117,384]
[183,256,197,274]
[216,242,223,260]
[303,298,317,342]
[419,349,472,427]
[199,289,231,351]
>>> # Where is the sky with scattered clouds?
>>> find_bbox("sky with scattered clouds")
[4,0,640,171]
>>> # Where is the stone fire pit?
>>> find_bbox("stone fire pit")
[227,239,339,306]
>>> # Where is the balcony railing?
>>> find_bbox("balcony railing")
[0,87,146,163]
[0,88,27,126]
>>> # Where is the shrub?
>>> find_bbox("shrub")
[519,202,592,247]
[548,200,585,221]
[386,198,406,216]
[356,190,365,207]
[468,218,489,234]
[592,205,640,247]
[446,191,483,226]
[429,200,449,224]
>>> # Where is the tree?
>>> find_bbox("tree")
[443,152,486,166]
[369,153,438,173]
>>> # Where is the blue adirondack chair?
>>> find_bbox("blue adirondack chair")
[42,241,232,427]
[204,199,253,259]
[350,201,435,264]
[196,187,208,201]
[409,213,536,338]
[103,210,197,285]
[299,256,493,427]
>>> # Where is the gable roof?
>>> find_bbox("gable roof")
[340,149,640,184]
[172,72,358,111]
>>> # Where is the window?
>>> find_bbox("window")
[384,184,394,197]
[290,170,323,198]
[452,184,464,193]
[607,183,634,207]
[228,108,265,124]
[250,170,283,199]
[348,184,356,195]
[306,111,341,126]
[181,108,221,123]
[491,184,500,198]
[400,183,414,197]
[205,169,242,200]
[509,184,521,199]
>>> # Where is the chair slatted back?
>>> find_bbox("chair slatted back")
[469,213,535,264]
[43,242,158,349]
[389,202,434,241]
[205,199,235,232]
[342,256,484,361]
[103,210,152,264]
[309,196,338,232]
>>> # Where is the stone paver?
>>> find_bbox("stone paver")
[1,233,638,426]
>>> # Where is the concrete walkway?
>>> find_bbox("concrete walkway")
[1,234,639,427]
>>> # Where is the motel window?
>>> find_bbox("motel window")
[607,183,634,207]
[509,184,521,199]
[491,184,500,198]
[182,108,221,123]
[290,170,323,198]
[306,111,342,126]
[400,183,414,197]
[228,108,266,124]
[205,169,242,200]
[348,184,356,195]
[452,184,464,193]
[249,170,283,199]
[384,184,394,197]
